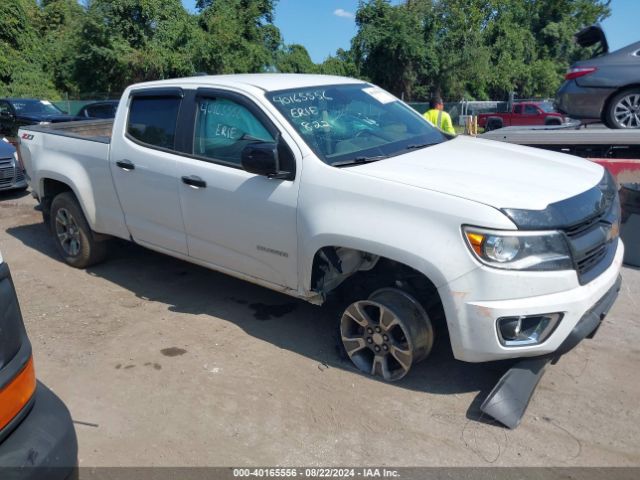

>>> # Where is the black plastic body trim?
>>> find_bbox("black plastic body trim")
[0,382,78,478]
[129,87,184,99]
[502,182,608,230]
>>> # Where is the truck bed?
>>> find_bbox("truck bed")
[23,120,113,144]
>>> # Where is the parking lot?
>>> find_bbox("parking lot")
[1,190,639,467]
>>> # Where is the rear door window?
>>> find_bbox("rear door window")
[513,105,523,114]
[127,97,181,150]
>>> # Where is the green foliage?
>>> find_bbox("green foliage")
[0,0,613,101]
[350,0,610,100]
[275,44,316,73]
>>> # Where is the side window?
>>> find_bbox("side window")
[194,97,275,167]
[524,104,538,115]
[90,105,113,119]
[127,96,181,150]
[513,105,522,114]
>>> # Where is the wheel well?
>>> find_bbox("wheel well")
[42,178,72,203]
[40,179,73,229]
[310,247,447,329]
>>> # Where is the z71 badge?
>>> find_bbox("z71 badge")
[21,133,34,141]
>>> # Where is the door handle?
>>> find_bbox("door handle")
[116,159,135,171]
[181,175,207,189]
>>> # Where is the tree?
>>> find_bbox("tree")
[275,44,316,73]
[74,0,199,94]
[351,0,432,99]
[195,0,281,74]
[0,0,58,97]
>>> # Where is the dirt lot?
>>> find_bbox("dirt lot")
[1,190,639,467]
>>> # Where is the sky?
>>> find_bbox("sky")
[182,0,639,63]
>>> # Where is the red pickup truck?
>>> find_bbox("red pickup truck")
[478,101,565,131]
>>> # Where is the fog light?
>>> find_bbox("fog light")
[497,313,563,347]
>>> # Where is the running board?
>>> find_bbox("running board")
[479,357,550,429]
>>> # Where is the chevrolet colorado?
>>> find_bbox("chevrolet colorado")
[18,74,623,427]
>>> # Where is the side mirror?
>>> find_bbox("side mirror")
[241,142,291,180]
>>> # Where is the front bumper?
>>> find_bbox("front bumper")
[440,239,624,362]
[555,80,614,120]
[0,382,78,479]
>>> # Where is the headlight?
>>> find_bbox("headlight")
[463,227,573,271]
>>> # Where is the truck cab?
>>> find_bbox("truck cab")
[479,101,564,130]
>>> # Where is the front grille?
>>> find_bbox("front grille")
[576,244,607,274]
[562,201,618,285]
[0,158,15,187]
[565,214,602,238]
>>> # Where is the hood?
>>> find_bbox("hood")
[351,136,604,211]
[0,140,16,158]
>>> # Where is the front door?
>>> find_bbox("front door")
[177,91,300,289]
[110,90,188,255]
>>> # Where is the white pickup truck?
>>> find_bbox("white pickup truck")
[19,74,623,427]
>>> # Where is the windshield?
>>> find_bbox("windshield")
[10,99,64,115]
[267,84,447,166]
[538,102,556,113]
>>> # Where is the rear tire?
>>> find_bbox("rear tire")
[605,88,640,129]
[50,192,107,268]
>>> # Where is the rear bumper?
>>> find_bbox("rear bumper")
[555,80,614,120]
[0,382,78,479]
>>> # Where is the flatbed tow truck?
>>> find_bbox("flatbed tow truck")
[482,125,640,183]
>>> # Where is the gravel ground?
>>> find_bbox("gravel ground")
[1,190,639,468]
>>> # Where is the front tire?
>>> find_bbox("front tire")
[340,288,434,381]
[605,88,640,129]
[50,192,107,268]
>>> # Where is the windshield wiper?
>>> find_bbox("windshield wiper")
[332,155,388,167]
[405,142,440,150]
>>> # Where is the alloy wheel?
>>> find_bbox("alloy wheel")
[613,93,640,129]
[55,208,82,256]
[340,288,433,381]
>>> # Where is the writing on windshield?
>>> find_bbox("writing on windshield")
[267,84,446,166]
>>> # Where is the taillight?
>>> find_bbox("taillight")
[564,67,597,80]
[0,356,36,431]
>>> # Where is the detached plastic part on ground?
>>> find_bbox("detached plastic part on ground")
[480,275,621,429]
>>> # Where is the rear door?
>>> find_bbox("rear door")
[175,89,301,289]
[109,89,188,255]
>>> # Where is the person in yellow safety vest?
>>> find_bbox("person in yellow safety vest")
[423,96,456,135]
